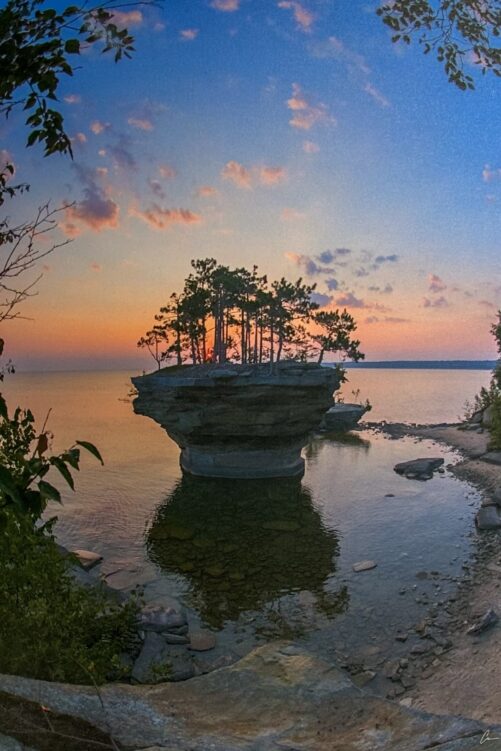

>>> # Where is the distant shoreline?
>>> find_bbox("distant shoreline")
[328,360,497,370]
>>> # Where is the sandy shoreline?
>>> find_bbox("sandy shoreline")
[370,421,501,724]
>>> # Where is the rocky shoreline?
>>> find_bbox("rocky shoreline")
[364,420,501,724]
[1,419,501,749]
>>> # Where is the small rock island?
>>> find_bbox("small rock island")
[132,362,341,478]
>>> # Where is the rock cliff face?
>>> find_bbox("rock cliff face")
[132,362,340,479]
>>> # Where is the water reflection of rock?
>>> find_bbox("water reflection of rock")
[304,430,371,463]
[147,476,348,629]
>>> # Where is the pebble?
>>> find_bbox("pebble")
[189,630,217,652]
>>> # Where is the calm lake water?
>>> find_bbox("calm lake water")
[3,368,493,669]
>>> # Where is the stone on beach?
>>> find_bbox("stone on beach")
[393,458,444,481]
[466,608,499,635]
[188,630,217,652]
[320,403,368,432]
[352,560,377,573]
[475,506,501,530]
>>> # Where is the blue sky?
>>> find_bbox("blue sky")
[2,0,501,369]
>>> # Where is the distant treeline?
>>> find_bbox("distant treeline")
[333,361,497,370]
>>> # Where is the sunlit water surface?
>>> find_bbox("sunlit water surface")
[3,368,492,667]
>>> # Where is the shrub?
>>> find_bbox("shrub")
[0,512,139,684]
[0,396,139,684]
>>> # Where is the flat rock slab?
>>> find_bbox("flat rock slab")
[352,560,377,572]
[394,458,444,480]
[0,642,497,751]
[71,549,103,571]
[481,452,501,466]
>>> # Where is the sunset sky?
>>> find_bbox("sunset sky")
[2,0,501,371]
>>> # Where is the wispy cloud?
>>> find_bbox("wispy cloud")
[281,207,306,221]
[311,36,370,75]
[287,83,336,130]
[61,166,119,236]
[336,291,366,308]
[129,204,202,230]
[311,292,331,307]
[221,161,287,189]
[196,185,218,198]
[221,160,252,189]
[210,0,240,11]
[482,164,501,182]
[128,117,154,131]
[64,94,81,105]
[180,28,199,41]
[111,10,143,26]
[422,295,449,308]
[148,179,165,200]
[158,164,176,179]
[428,273,446,293]
[368,283,393,294]
[303,140,320,154]
[364,82,390,108]
[278,1,315,33]
[90,262,102,272]
[90,120,110,135]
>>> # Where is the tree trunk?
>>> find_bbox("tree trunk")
[318,348,325,365]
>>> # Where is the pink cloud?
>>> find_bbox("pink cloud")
[72,132,87,144]
[180,28,199,40]
[128,117,154,131]
[258,165,287,185]
[64,94,81,104]
[278,1,315,32]
[303,140,319,154]
[287,83,335,130]
[428,274,447,293]
[111,10,143,26]
[210,0,240,10]
[222,162,287,189]
[221,161,253,189]
[422,296,449,308]
[482,164,501,182]
[281,207,305,221]
[90,262,102,272]
[196,185,218,198]
[129,204,202,230]
[159,164,176,179]
[90,120,110,135]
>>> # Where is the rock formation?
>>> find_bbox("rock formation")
[132,362,340,479]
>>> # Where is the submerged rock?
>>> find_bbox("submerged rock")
[394,458,444,481]
[138,604,187,633]
[71,549,103,571]
[352,560,377,573]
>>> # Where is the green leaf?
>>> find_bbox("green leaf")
[76,441,104,465]
[0,465,22,505]
[38,480,62,504]
[50,457,75,490]
[64,39,80,54]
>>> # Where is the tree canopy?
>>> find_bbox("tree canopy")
[378,0,501,90]
[138,258,365,369]
[0,0,136,158]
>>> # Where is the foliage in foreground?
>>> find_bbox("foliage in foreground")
[0,396,138,684]
[0,512,138,684]
[467,310,501,449]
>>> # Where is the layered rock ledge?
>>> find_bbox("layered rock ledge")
[132,362,340,479]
